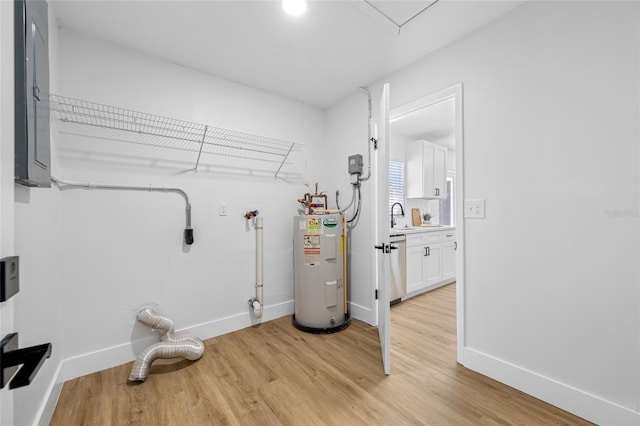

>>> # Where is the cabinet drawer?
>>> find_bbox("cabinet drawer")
[443,231,456,241]
[424,232,442,244]
[406,231,443,247]
[406,233,426,247]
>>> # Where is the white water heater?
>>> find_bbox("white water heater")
[292,214,350,333]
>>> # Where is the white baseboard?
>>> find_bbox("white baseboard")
[462,347,640,425]
[35,361,64,426]
[38,300,294,424]
[349,301,373,325]
[186,299,294,341]
[404,278,455,300]
[60,299,294,383]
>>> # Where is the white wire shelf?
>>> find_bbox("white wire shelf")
[49,94,303,178]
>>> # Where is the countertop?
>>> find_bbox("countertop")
[390,226,456,237]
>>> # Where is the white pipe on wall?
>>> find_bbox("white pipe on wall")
[253,216,264,318]
[51,176,194,244]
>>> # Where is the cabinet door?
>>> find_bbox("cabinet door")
[406,245,425,293]
[424,244,442,286]
[442,240,456,281]
[433,145,447,199]
[406,140,447,199]
[422,143,436,198]
[406,140,423,198]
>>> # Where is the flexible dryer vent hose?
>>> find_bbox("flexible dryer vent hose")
[128,308,205,382]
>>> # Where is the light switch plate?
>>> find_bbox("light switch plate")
[219,202,228,216]
[464,199,485,219]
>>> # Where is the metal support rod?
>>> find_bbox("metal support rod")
[274,142,295,179]
[194,125,208,170]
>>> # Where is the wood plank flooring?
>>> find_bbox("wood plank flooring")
[51,284,592,425]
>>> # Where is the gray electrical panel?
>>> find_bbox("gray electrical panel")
[15,0,51,187]
[348,154,363,176]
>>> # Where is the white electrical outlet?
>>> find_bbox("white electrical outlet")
[464,199,485,218]
[219,202,228,216]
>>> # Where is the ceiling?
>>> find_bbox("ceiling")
[391,98,456,149]
[51,0,524,109]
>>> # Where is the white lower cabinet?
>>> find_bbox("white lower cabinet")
[406,245,426,293]
[405,229,456,297]
[424,243,442,287]
[442,231,457,282]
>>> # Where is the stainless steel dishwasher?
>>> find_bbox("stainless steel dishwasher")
[389,233,406,305]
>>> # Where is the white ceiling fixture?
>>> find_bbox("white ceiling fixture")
[282,0,307,16]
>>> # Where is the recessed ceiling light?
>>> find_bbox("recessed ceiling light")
[282,0,307,16]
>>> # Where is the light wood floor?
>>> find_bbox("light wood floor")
[51,284,591,425]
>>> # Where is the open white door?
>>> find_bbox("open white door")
[374,83,391,375]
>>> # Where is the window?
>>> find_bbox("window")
[389,160,405,212]
[441,173,456,226]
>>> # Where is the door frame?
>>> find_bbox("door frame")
[389,83,465,363]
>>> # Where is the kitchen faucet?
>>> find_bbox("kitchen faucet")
[390,202,405,228]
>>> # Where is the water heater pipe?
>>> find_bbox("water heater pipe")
[358,87,373,183]
[128,308,204,382]
[249,216,264,318]
[255,216,264,316]
[343,212,348,314]
[335,185,357,212]
[51,176,194,245]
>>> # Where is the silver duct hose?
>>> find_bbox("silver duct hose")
[128,308,205,382]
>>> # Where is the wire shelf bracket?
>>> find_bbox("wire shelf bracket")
[49,94,303,179]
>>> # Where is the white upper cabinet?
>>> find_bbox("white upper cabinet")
[406,140,447,199]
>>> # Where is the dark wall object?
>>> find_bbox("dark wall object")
[15,0,51,187]
[0,256,19,302]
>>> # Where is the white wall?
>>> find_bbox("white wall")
[389,131,408,163]
[51,29,325,379]
[323,93,376,323]
[446,148,455,173]
[332,1,639,424]
[4,2,65,425]
[13,181,62,426]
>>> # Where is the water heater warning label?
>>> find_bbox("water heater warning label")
[307,218,322,234]
[303,234,321,265]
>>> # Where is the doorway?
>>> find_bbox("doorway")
[388,84,465,362]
